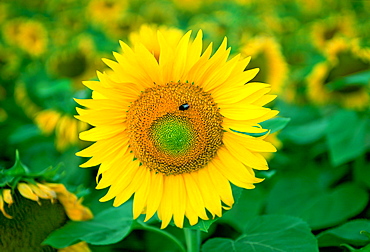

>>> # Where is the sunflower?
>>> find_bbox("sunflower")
[0,182,92,251]
[2,18,48,57]
[47,34,104,91]
[261,132,282,161]
[14,82,41,118]
[307,38,370,110]
[34,109,89,151]
[86,0,127,27]
[14,81,88,151]
[311,13,356,51]
[76,30,278,229]
[241,36,288,95]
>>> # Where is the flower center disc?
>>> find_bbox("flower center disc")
[127,82,223,176]
[150,115,195,157]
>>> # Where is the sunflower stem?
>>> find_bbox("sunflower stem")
[184,228,201,252]
[136,223,186,252]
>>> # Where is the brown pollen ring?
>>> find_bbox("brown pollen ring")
[126,82,224,175]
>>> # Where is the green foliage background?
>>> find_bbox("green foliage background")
[0,0,370,251]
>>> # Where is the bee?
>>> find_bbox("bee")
[179,103,190,111]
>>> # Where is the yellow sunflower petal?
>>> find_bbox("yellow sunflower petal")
[17,183,39,203]
[132,167,151,219]
[183,173,209,220]
[79,125,125,141]
[144,171,164,222]
[172,175,186,228]
[219,104,271,121]
[222,118,267,134]
[191,170,222,218]
[225,131,277,153]
[212,82,270,105]
[75,107,126,126]
[2,189,13,206]
[206,163,234,207]
[158,176,174,229]
[0,194,12,219]
[223,132,269,170]
[213,148,264,188]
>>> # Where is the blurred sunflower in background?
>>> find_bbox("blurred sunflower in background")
[311,13,357,51]
[76,30,278,229]
[307,38,370,110]
[241,36,288,95]
[2,18,48,57]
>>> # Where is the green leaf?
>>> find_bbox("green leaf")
[317,219,370,247]
[221,187,265,232]
[266,175,369,230]
[260,117,290,134]
[326,110,367,166]
[325,70,370,91]
[6,150,30,177]
[43,202,134,248]
[202,238,235,252]
[202,215,318,252]
[341,243,370,252]
[281,117,328,144]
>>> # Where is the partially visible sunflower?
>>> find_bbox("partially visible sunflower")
[14,82,41,118]
[311,13,357,51]
[104,13,144,41]
[14,83,88,151]
[241,36,288,95]
[47,34,103,90]
[86,0,128,27]
[76,30,278,229]
[172,0,202,12]
[0,43,21,80]
[0,167,92,252]
[34,109,89,151]
[2,18,48,57]
[261,132,282,161]
[139,1,178,27]
[307,38,370,110]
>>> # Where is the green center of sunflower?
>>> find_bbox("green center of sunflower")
[150,115,195,156]
[127,82,224,176]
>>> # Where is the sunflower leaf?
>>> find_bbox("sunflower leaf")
[260,117,290,134]
[43,202,134,248]
[325,109,367,166]
[317,219,370,247]
[325,70,370,91]
[5,150,30,177]
[266,174,369,230]
[202,215,318,252]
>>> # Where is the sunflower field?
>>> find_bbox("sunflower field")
[1,0,370,251]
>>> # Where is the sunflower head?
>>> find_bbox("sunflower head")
[0,152,93,251]
[241,36,288,95]
[86,0,127,26]
[76,29,278,229]
[35,109,88,151]
[2,18,48,57]
[307,38,370,110]
[311,13,356,50]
